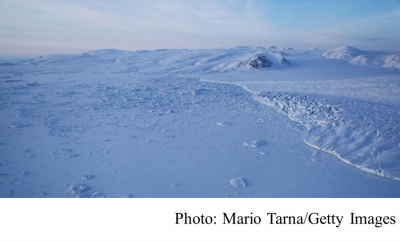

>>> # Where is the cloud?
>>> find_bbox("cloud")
[1,0,399,55]
[0,0,277,54]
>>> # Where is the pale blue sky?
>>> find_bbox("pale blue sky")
[1,0,399,55]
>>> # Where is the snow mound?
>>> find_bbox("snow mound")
[322,46,362,59]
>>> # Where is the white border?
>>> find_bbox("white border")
[1,198,399,240]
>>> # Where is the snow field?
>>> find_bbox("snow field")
[1,46,400,197]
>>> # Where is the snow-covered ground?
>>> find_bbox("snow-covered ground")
[1,46,400,197]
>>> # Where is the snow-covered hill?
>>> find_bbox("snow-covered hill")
[383,54,400,69]
[322,46,400,70]
[209,50,290,72]
[322,46,362,59]
[13,47,290,75]
[348,55,381,67]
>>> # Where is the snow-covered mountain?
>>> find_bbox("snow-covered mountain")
[322,46,400,70]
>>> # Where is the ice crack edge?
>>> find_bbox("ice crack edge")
[254,91,400,182]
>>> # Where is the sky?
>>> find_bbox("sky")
[0,0,399,56]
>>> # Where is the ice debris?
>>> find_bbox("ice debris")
[230,177,246,188]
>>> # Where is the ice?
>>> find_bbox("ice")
[230,177,246,188]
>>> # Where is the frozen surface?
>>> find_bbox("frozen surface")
[1,46,400,197]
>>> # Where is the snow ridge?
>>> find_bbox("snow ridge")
[254,92,400,181]
[7,46,291,74]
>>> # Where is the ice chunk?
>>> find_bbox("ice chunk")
[230,177,246,188]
